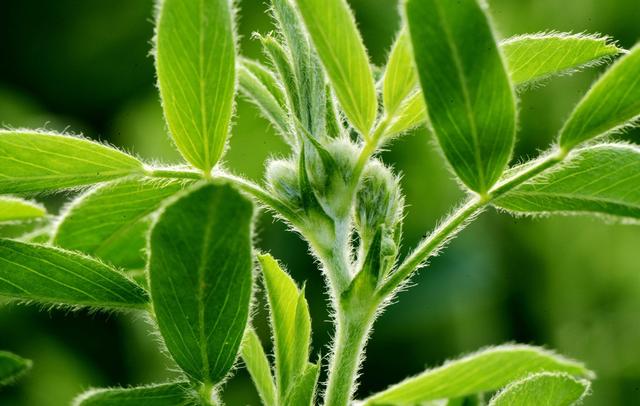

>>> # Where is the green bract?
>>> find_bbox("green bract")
[0,0,638,404]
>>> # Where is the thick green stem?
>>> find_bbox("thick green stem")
[324,306,376,406]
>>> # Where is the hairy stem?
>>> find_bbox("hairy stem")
[378,146,568,299]
[324,306,376,406]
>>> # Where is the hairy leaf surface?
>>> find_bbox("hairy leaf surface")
[0,351,31,386]
[241,329,277,406]
[283,362,320,406]
[383,30,419,116]
[502,33,621,87]
[559,44,640,149]
[362,345,592,405]
[258,254,311,401]
[489,373,590,406]
[0,239,148,309]
[0,197,46,222]
[149,183,253,384]
[294,0,377,135]
[73,382,193,406]
[0,131,143,194]
[495,145,640,220]
[155,0,236,171]
[54,179,187,269]
[406,0,517,193]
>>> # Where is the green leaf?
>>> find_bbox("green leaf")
[294,0,378,136]
[0,239,149,309]
[258,254,311,401]
[283,362,320,406]
[385,91,429,137]
[406,0,517,193]
[149,183,254,384]
[560,44,640,149]
[362,345,593,405]
[72,382,193,406]
[241,329,277,406]
[502,32,621,88]
[383,30,418,116]
[0,131,144,194]
[54,179,187,269]
[0,351,32,386]
[0,197,46,222]
[155,0,237,172]
[242,58,287,108]
[489,373,590,406]
[494,144,640,220]
[238,61,292,142]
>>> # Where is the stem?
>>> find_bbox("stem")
[146,167,203,180]
[324,306,376,406]
[378,146,569,299]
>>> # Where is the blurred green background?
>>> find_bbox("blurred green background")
[0,0,639,404]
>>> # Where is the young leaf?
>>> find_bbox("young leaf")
[0,351,32,386]
[383,30,419,116]
[238,62,292,141]
[489,373,590,406]
[494,144,640,220]
[0,239,149,309]
[242,58,287,108]
[560,44,640,149]
[406,0,517,193]
[72,382,193,406]
[54,179,187,269]
[502,32,621,88]
[293,0,378,136]
[385,91,429,137]
[258,254,311,401]
[0,131,144,194]
[155,0,237,172]
[283,362,320,406]
[0,197,46,222]
[362,345,593,405]
[241,329,277,406]
[149,183,253,384]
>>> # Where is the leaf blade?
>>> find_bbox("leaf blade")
[560,43,640,149]
[362,345,592,405]
[0,131,144,194]
[149,183,254,384]
[0,239,149,309]
[494,144,640,220]
[294,0,377,135]
[54,179,188,269]
[72,382,193,406]
[502,32,621,88]
[155,0,237,171]
[0,197,46,222]
[258,254,311,400]
[0,351,32,386]
[383,29,419,116]
[406,0,517,193]
[489,373,591,406]
[241,329,277,406]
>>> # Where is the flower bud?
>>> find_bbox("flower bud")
[265,159,302,209]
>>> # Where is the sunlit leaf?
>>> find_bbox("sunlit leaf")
[495,144,640,220]
[502,32,621,88]
[406,0,517,193]
[54,179,187,269]
[383,30,418,116]
[241,329,277,406]
[0,239,149,309]
[489,373,590,406]
[0,131,144,194]
[560,44,640,149]
[155,0,237,171]
[0,197,46,222]
[362,345,593,405]
[385,91,429,137]
[73,382,193,406]
[294,0,377,136]
[258,254,311,400]
[0,351,31,386]
[283,362,320,406]
[149,183,253,383]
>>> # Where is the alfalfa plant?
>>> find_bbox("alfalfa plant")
[0,0,638,404]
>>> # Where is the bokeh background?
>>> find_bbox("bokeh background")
[0,0,639,404]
